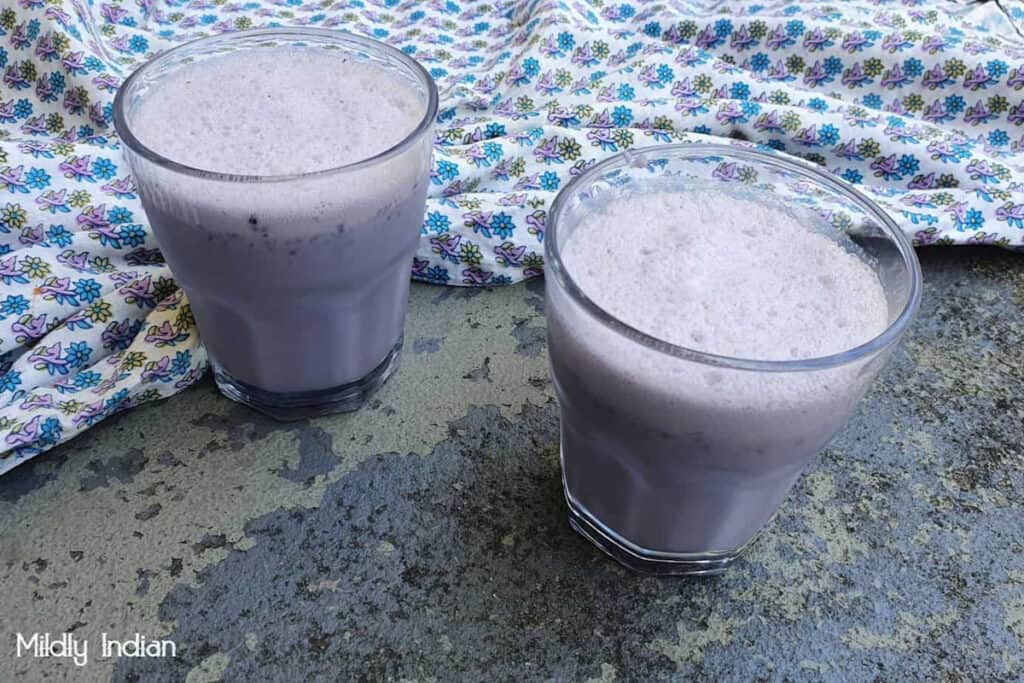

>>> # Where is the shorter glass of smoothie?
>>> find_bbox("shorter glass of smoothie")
[546,143,921,575]
[114,29,437,419]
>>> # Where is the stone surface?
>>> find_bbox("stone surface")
[1,248,1022,681]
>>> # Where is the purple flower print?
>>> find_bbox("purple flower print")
[882,32,912,53]
[101,177,136,199]
[35,34,59,62]
[5,415,41,448]
[842,32,870,53]
[908,173,938,190]
[430,233,462,262]
[880,64,911,89]
[804,61,829,87]
[20,117,48,136]
[494,242,526,267]
[1007,103,1024,126]
[963,65,996,91]
[0,166,30,194]
[461,267,493,285]
[13,313,48,343]
[995,202,1024,228]
[526,210,545,242]
[963,101,996,126]
[0,256,29,284]
[40,277,78,305]
[921,65,953,90]
[62,51,86,75]
[100,3,128,23]
[19,223,45,246]
[144,321,189,347]
[765,25,793,51]
[60,156,95,182]
[842,63,871,88]
[802,28,831,52]
[871,154,902,180]
[1007,68,1024,90]
[141,356,174,383]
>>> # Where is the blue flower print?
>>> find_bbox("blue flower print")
[425,265,449,284]
[46,225,72,247]
[129,35,149,54]
[786,20,805,37]
[612,105,633,126]
[64,341,92,369]
[118,224,147,247]
[863,94,883,109]
[436,160,459,182]
[808,98,828,112]
[1,294,30,316]
[842,168,863,184]
[426,211,451,234]
[750,53,770,72]
[170,350,192,376]
[819,124,840,145]
[557,31,574,52]
[731,82,750,100]
[539,171,560,190]
[823,57,842,76]
[988,130,1009,146]
[522,58,540,77]
[945,95,966,114]
[986,60,1008,79]
[485,123,506,138]
[617,83,635,100]
[643,22,661,38]
[898,154,920,176]
[897,58,922,78]
[108,206,133,224]
[92,158,117,180]
[618,4,635,19]
[483,142,503,162]
[74,278,102,303]
[491,213,515,238]
[73,370,101,388]
[964,208,984,230]
[26,168,50,189]
[14,99,32,119]
[714,19,733,38]
[0,370,21,394]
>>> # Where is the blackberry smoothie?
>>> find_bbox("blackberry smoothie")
[115,30,437,418]
[546,146,920,575]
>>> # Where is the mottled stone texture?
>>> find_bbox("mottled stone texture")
[1,248,1022,682]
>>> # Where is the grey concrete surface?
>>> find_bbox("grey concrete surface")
[0,247,1022,681]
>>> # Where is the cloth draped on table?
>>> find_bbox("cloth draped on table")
[1,0,1023,471]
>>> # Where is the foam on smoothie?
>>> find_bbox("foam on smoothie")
[132,47,422,176]
[562,190,888,361]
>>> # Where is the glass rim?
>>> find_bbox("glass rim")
[545,142,923,373]
[112,28,439,184]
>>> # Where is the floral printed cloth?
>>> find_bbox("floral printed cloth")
[1,0,1023,471]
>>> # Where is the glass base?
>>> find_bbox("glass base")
[211,338,402,421]
[564,479,743,577]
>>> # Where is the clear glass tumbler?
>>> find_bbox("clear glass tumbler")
[114,29,437,419]
[545,143,922,575]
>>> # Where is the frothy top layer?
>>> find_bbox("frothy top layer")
[131,46,423,176]
[561,189,889,361]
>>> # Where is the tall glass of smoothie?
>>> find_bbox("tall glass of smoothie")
[114,29,437,419]
[546,144,921,575]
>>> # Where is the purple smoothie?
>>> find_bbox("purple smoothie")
[119,36,435,407]
[548,185,893,559]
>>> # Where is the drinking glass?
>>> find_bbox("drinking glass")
[545,143,922,575]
